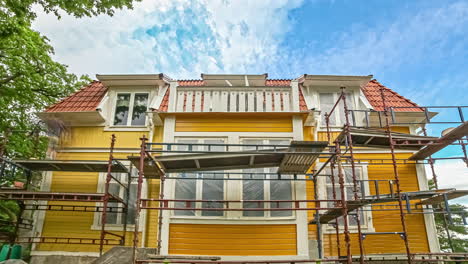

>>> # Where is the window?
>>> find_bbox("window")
[113,93,149,126]
[100,170,138,226]
[241,139,293,218]
[173,138,226,217]
[319,92,355,127]
[323,166,368,228]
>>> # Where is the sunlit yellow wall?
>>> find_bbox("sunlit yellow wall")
[315,152,430,256]
[168,224,297,256]
[37,128,161,252]
[60,127,147,149]
[175,114,293,132]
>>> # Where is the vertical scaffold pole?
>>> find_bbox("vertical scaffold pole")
[156,165,166,254]
[122,161,133,246]
[336,141,352,264]
[133,135,147,264]
[422,127,454,252]
[341,88,365,264]
[99,134,116,256]
[380,88,412,264]
[325,113,341,257]
[313,176,323,258]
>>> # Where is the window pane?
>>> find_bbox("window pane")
[105,183,120,224]
[175,139,198,152]
[203,139,225,152]
[114,94,131,125]
[338,92,354,125]
[131,93,149,126]
[122,184,137,224]
[243,169,264,217]
[201,173,224,216]
[270,179,292,217]
[319,93,336,126]
[174,173,196,216]
[242,139,263,150]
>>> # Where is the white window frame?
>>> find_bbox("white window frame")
[92,166,147,232]
[170,136,297,220]
[316,90,359,129]
[171,137,228,219]
[320,164,375,233]
[110,90,151,127]
[239,138,295,219]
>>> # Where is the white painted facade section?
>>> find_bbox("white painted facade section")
[174,87,295,112]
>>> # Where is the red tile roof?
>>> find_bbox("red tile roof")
[158,88,170,112]
[266,79,291,86]
[44,78,420,114]
[178,80,204,86]
[362,79,421,111]
[45,81,107,112]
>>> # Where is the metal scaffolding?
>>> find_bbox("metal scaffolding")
[0,91,467,264]
[0,134,131,256]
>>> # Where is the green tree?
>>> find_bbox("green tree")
[429,180,468,252]
[0,0,140,159]
[0,0,140,247]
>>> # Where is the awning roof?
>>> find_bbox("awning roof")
[13,160,128,173]
[335,127,437,149]
[410,121,468,160]
[129,141,329,177]
[312,189,467,224]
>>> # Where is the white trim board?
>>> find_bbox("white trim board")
[31,251,100,257]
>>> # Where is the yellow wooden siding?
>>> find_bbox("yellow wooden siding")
[175,116,293,132]
[60,127,149,149]
[36,151,141,252]
[168,224,297,255]
[303,127,314,141]
[312,153,430,256]
[144,179,161,247]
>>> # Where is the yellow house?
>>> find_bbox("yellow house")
[27,73,450,263]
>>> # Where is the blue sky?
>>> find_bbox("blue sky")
[32,0,468,203]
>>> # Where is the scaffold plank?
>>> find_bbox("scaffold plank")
[133,141,328,174]
[0,191,125,203]
[12,159,128,173]
[409,121,468,160]
[336,127,437,149]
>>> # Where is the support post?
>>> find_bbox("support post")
[341,88,365,264]
[156,166,166,254]
[380,87,412,264]
[325,113,341,257]
[336,141,352,264]
[313,176,323,259]
[133,135,147,264]
[99,134,116,256]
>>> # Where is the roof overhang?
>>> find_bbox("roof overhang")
[299,74,373,87]
[37,111,106,126]
[96,73,171,87]
[201,73,268,86]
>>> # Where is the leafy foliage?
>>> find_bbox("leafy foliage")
[0,0,140,245]
[0,0,140,159]
[429,180,468,252]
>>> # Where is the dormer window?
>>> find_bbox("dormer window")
[113,92,149,126]
[319,92,355,127]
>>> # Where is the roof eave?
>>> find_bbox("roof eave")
[96,73,171,86]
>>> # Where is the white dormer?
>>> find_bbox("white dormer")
[299,74,373,128]
[96,74,170,129]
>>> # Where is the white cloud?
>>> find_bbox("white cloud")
[426,159,468,206]
[32,0,303,79]
[270,1,468,77]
